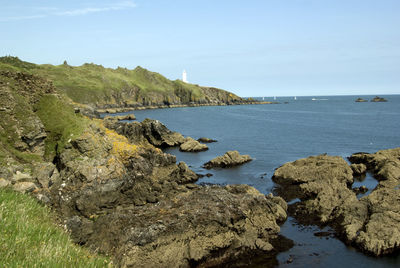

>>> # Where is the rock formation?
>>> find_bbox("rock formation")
[44,121,289,267]
[179,137,208,152]
[197,137,217,143]
[103,114,136,121]
[273,149,400,256]
[204,151,252,169]
[0,71,53,157]
[371,96,388,102]
[350,163,367,176]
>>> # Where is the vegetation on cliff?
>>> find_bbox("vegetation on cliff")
[0,56,243,107]
[0,188,110,267]
[0,69,89,163]
[0,67,112,266]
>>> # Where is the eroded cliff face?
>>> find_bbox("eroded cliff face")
[272,150,400,256]
[0,71,55,158]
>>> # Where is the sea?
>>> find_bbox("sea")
[119,95,400,267]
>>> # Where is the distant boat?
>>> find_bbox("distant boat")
[312,98,328,101]
[294,96,297,100]
[262,97,265,101]
[274,96,276,100]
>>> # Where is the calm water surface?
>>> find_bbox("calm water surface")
[124,95,400,267]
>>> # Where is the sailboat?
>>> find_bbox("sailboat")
[274,96,276,101]
[294,96,297,100]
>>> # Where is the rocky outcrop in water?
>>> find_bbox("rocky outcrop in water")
[371,96,388,102]
[355,98,368,102]
[204,151,252,169]
[197,137,217,143]
[179,137,208,152]
[104,118,186,147]
[273,149,400,256]
[350,163,367,176]
[105,118,212,153]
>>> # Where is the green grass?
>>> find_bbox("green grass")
[0,188,111,267]
[34,94,89,160]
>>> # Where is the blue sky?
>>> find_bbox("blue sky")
[1,0,399,97]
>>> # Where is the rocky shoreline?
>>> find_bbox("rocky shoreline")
[2,59,398,266]
[3,104,399,265]
[1,117,289,267]
[95,100,280,115]
[2,110,399,264]
[272,148,400,257]
[54,119,291,267]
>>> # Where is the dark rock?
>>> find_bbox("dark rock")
[203,151,252,169]
[371,96,388,102]
[355,98,368,102]
[353,186,368,195]
[313,231,334,237]
[351,163,367,176]
[197,137,217,143]
[141,118,185,147]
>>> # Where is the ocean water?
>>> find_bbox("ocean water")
[124,95,400,267]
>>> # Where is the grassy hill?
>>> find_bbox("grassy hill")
[0,56,243,107]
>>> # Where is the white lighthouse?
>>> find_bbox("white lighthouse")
[182,70,188,83]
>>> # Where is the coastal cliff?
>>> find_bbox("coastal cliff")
[0,56,265,111]
[0,68,289,267]
[2,61,398,265]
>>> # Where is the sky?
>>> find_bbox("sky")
[1,0,399,97]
